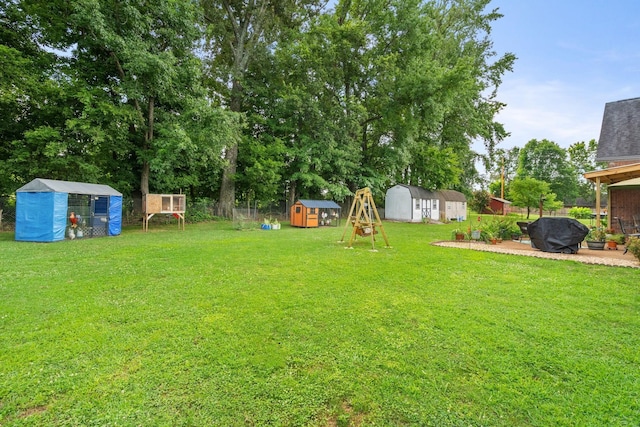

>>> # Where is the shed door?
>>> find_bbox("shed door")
[306,207,318,227]
[91,196,109,237]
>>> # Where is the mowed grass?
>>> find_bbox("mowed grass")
[0,220,638,426]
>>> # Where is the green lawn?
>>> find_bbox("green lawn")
[1,221,638,426]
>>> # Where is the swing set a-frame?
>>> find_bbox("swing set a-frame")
[339,187,390,250]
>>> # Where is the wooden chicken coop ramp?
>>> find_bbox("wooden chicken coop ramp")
[339,187,390,250]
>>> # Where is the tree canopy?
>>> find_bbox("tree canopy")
[515,139,577,205]
[1,0,516,216]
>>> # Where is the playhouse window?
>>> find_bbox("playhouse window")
[296,206,301,213]
[415,199,420,210]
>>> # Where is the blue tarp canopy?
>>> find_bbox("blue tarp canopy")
[15,178,122,242]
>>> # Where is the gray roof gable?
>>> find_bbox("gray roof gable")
[394,184,437,200]
[438,189,466,202]
[597,97,640,161]
[16,178,122,196]
[298,199,341,209]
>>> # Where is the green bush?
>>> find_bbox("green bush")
[568,206,593,219]
[484,216,518,239]
[625,237,640,261]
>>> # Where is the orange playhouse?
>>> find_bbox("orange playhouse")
[290,200,341,228]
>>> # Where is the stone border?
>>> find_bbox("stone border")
[432,240,640,268]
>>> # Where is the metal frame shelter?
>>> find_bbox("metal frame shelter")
[15,178,122,242]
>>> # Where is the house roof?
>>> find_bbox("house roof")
[438,189,467,202]
[608,177,640,187]
[393,184,437,200]
[297,199,341,209]
[16,178,122,196]
[596,97,640,162]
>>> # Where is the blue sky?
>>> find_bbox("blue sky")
[485,0,640,151]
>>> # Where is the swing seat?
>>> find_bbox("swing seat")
[356,226,377,237]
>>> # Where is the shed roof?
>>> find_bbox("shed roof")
[297,199,341,209]
[438,189,467,202]
[16,178,122,196]
[393,184,437,200]
[596,97,640,162]
[490,196,511,204]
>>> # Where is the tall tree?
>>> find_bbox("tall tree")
[200,0,323,217]
[509,176,557,219]
[567,139,607,204]
[9,0,238,198]
[516,139,577,204]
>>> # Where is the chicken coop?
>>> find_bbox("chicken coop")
[290,200,341,228]
[142,194,186,231]
[15,178,122,242]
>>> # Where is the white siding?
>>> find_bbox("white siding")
[385,186,413,221]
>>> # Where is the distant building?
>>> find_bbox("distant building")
[483,196,511,215]
[437,189,467,222]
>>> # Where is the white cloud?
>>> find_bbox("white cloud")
[492,77,638,151]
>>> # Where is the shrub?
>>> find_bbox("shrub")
[568,206,593,219]
[484,216,518,239]
[625,237,640,261]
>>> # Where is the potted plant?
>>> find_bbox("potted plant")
[261,217,271,230]
[271,218,281,230]
[585,227,606,250]
[487,231,498,245]
[605,233,625,250]
[451,228,465,241]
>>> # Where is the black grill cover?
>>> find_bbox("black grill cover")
[528,217,589,254]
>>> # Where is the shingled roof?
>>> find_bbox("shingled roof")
[394,184,437,200]
[596,97,640,162]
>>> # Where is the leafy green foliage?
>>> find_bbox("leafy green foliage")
[516,139,578,204]
[509,176,559,219]
[569,206,593,219]
[469,189,492,213]
[567,139,608,204]
[624,236,640,261]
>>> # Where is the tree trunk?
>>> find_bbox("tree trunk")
[141,162,150,196]
[217,143,238,218]
[140,97,154,196]
[217,79,243,218]
[288,180,297,209]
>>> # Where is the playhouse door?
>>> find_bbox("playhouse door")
[306,208,318,227]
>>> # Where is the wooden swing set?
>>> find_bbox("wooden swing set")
[339,187,390,250]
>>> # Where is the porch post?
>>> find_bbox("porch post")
[595,177,601,227]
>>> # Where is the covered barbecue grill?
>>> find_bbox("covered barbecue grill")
[528,217,589,254]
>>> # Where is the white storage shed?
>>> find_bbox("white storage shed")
[437,189,467,222]
[384,184,439,222]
